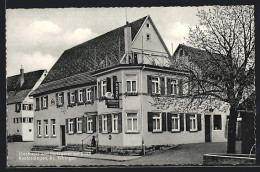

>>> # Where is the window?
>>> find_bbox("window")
[19,117,22,123]
[24,104,29,110]
[112,114,118,132]
[51,119,56,136]
[37,120,41,136]
[101,80,107,96]
[68,119,74,133]
[172,114,180,131]
[214,115,222,130]
[126,113,138,132]
[146,34,151,41]
[153,113,162,132]
[190,114,197,131]
[171,79,178,95]
[87,117,93,133]
[152,77,160,94]
[58,93,63,105]
[146,23,150,28]
[102,115,108,132]
[78,90,83,103]
[70,93,75,103]
[28,118,33,123]
[87,88,92,101]
[44,120,48,136]
[76,118,82,133]
[43,97,47,108]
[180,49,184,56]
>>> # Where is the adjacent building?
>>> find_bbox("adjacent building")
[30,15,229,153]
[7,68,47,141]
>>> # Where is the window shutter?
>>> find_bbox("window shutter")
[82,88,86,102]
[112,76,117,98]
[93,115,97,132]
[167,78,171,95]
[107,114,112,133]
[94,86,97,99]
[36,98,39,111]
[73,118,77,133]
[29,104,32,110]
[167,113,172,131]
[178,79,183,96]
[91,87,95,103]
[160,77,165,95]
[186,114,190,131]
[197,114,201,131]
[162,112,166,131]
[75,90,78,104]
[98,81,101,99]
[106,77,111,92]
[61,92,64,105]
[22,104,25,110]
[13,118,15,123]
[82,117,87,133]
[67,92,71,105]
[40,97,43,109]
[15,103,18,112]
[56,93,58,106]
[180,113,184,131]
[65,119,68,133]
[18,103,21,111]
[148,112,153,132]
[46,96,48,107]
[99,115,102,133]
[147,75,152,94]
[118,112,122,133]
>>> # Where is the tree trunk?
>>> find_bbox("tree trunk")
[227,105,239,153]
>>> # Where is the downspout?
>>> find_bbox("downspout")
[141,65,145,154]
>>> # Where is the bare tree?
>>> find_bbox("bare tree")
[179,6,255,153]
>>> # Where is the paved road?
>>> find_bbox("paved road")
[6,141,241,167]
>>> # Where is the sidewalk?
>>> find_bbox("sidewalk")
[30,150,142,162]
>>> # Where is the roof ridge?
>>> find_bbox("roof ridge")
[7,69,45,79]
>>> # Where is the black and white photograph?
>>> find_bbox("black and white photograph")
[6,4,256,167]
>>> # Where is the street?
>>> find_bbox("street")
[7,141,241,167]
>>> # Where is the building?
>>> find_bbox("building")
[7,68,47,141]
[30,16,229,153]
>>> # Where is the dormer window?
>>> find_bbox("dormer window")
[180,49,184,56]
[146,34,151,41]
[146,23,150,28]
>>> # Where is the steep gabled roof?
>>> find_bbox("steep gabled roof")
[42,16,147,84]
[7,70,45,104]
[31,16,148,96]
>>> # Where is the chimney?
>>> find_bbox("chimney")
[124,22,132,64]
[20,65,24,87]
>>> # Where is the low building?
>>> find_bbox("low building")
[7,67,47,141]
[30,16,229,153]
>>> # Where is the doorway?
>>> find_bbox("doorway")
[205,115,211,142]
[60,125,66,146]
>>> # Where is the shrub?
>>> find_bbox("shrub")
[7,134,22,142]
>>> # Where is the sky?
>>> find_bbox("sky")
[6,7,206,77]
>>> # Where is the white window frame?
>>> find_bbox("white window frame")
[68,119,74,134]
[77,118,82,133]
[70,93,75,104]
[87,117,93,133]
[126,112,138,132]
[101,80,107,96]
[152,113,162,132]
[51,119,56,136]
[37,120,41,136]
[171,114,180,131]
[24,104,29,110]
[43,96,47,108]
[58,93,63,105]
[152,77,160,94]
[87,88,92,101]
[112,114,119,133]
[102,115,108,132]
[126,80,137,93]
[171,79,178,95]
[146,33,151,41]
[44,120,48,136]
[190,114,198,131]
[78,90,83,103]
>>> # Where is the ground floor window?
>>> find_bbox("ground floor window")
[152,113,162,132]
[51,119,56,136]
[214,115,222,130]
[68,119,74,133]
[190,114,197,131]
[126,113,138,132]
[102,115,107,132]
[37,120,41,136]
[87,117,93,133]
[44,120,48,136]
[171,114,180,131]
[77,118,82,133]
[112,114,118,132]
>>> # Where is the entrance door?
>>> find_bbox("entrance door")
[205,115,211,142]
[60,125,66,146]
